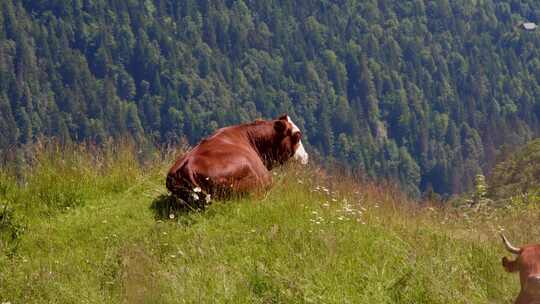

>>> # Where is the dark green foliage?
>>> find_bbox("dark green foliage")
[488,139,540,201]
[1,0,540,196]
[0,173,24,256]
[0,203,24,256]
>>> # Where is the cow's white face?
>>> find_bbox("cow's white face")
[287,116,309,165]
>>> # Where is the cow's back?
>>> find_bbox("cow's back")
[166,125,271,199]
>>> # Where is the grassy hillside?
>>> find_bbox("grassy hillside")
[1,142,539,303]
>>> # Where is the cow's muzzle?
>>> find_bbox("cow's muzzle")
[294,141,309,165]
[526,275,540,295]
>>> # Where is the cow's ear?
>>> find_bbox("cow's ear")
[274,120,287,134]
[278,114,288,121]
[292,131,302,144]
[502,257,519,273]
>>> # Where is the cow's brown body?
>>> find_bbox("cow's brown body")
[502,234,540,304]
[166,115,308,205]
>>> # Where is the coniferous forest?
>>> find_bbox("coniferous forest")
[1,0,540,197]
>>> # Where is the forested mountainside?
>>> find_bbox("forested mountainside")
[1,0,540,196]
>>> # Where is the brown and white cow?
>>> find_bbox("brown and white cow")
[166,115,308,205]
[501,234,540,304]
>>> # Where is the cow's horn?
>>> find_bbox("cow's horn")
[501,234,522,254]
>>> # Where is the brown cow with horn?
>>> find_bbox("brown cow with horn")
[501,234,540,304]
[166,115,308,206]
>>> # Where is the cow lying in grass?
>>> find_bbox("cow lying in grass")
[501,234,540,304]
[166,115,308,207]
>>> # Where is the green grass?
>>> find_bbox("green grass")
[1,142,538,303]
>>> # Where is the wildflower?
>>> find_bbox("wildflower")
[169,213,175,219]
[205,194,212,203]
[192,193,199,200]
[193,187,202,193]
[343,204,353,212]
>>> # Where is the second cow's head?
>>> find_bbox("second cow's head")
[501,234,540,297]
